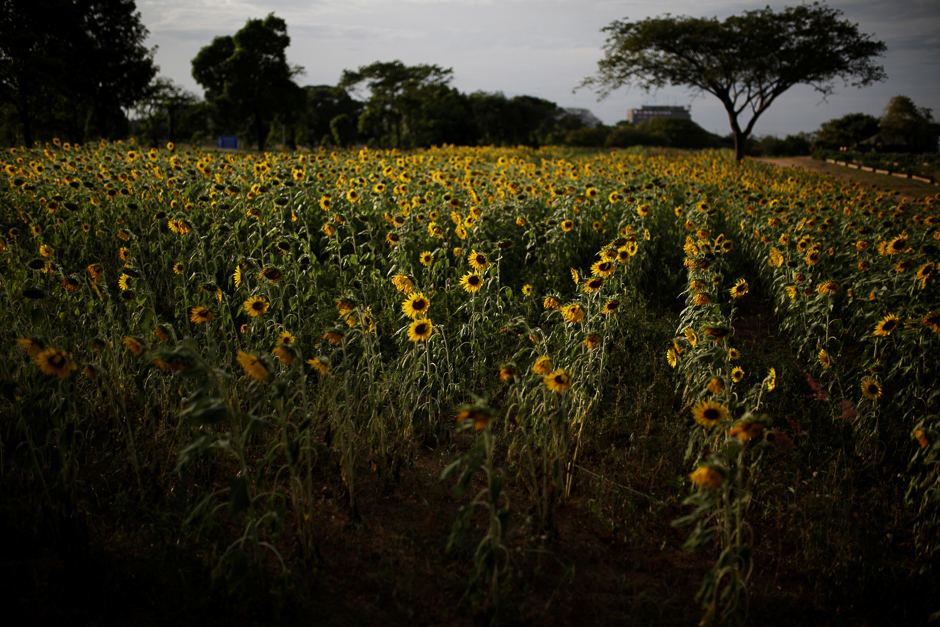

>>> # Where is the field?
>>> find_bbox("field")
[2,141,939,625]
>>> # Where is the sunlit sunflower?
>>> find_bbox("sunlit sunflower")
[522,284,533,296]
[385,233,400,246]
[765,367,777,392]
[237,350,268,383]
[685,328,698,348]
[730,279,748,299]
[873,314,900,337]
[39,244,53,258]
[190,307,213,324]
[692,399,728,428]
[694,293,711,306]
[123,336,145,356]
[561,220,575,232]
[119,247,131,263]
[420,251,434,266]
[545,369,572,393]
[391,274,415,294]
[731,367,744,383]
[319,196,332,211]
[728,347,740,360]
[561,303,585,324]
[407,318,433,342]
[244,295,269,317]
[667,349,678,368]
[583,277,604,294]
[600,299,620,315]
[861,377,882,400]
[543,296,561,310]
[459,271,483,293]
[307,357,330,375]
[468,249,489,271]
[234,265,242,287]
[690,466,724,489]
[403,292,431,319]
[118,273,132,290]
[532,356,553,375]
[34,348,76,378]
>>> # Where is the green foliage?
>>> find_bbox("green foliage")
[880,95,940,153]
[581,3,887,160]
[813,112,881,151]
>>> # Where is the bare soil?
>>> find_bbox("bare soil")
[755,156,939,199]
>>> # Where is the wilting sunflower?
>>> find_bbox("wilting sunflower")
[403,292,431,319]
[583,277,604,294]
[499,365,516,381]
[323,330,344,344]
[260,267,282,283]
[457,408,491,431]
[601,299,620,315]
[873,314,900,337]
[817,281,839,295]
[118,273,132,290]
[765,367,777,392]
[61,277,80,292]
[123,336,145,356]
[729,420,766,442]
[407,318,433,342]
[459,272,483,293]
[583,333,601,348]
[17,337,45,357]
[685,328,698,348]
[916,262,934,288]
[391,274,415,294]
[730,279,748,299]
[667,349,678,368]
[420,251,434,267]
[861,377,882,400]
[234,265,242,287]
[544,369,572,393]
[692,399,728,428]
[322,224,336,236]
[561,303,585,324]
[690,466,724,489]
[922,311,940,333]
[532,356,553,375]
[243,295,269,317]
[707,377,724,394]
[705,326,730,342]
[307,357,330,375]
[818,349,831,369]
[468,249,489,271]
[190,307,214,324]
[34,348,76,378]
[543,296,561,310]
[694,293,711,306]
[237,350,268,383]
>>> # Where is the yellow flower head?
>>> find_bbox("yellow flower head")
[532,356,553,375]
[243,295,269,317]
[237,349,268,383]
[34,348,77,378]
[544,369,572,394]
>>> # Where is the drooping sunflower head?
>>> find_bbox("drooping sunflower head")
[123,336,145,356]
[583,333,601,348]
[403,292,431,319]
[690,465,724,489]
[818,349,831,369]
[545,369,572,394]
[457,407,491,431]
[583,277,604,294]
[543,296,561,310]
[190,307,214,324]
[17,337,46,358]
[885,235,907,255]
[561,303,585,324]
[922,311,940,333]
[499,365,517,381]
[237,349,268,383]
[261,267,282,283]
[307,357,330,375]
[532,356,553,375]
[601,299,620,315]
[730,279,748,299]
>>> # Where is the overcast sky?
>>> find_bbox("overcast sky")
[137,0,940,139]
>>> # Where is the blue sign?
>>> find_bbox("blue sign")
[217,136,238,150]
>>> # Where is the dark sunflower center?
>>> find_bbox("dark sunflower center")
[704,408,720,420]
[883,320,898,332]
[415,324,428,334]
[469,276,480,285]
[252,303,264,311]
[51,355,64,367]
[414,299,427,310]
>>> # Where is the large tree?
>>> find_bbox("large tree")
[880,95,940,153]
[192,13,304,152]
[813,112,881,150]
[0,0,156,145]
[339,61,453,148]
[579,3,887,161]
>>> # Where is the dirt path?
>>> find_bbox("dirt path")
[755,156,938,199]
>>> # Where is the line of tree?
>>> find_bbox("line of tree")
[813,96,940,153]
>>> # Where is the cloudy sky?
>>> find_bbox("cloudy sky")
[136,0,940,139]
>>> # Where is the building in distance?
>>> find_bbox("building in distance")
[627,105,692,125]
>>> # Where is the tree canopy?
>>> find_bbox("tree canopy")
[579,2,887,160]
[880,95,940,153]
[0,0,156,146]
[191,13,304,152]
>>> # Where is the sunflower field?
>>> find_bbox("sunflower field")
[2,140,939,625]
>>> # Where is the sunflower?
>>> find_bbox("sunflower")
[17,337,45,357]
[583,333,601,348]
[499,365,516,381]
[173,262,185,275]
[561,303,585,324]
[244,295,269,317]
[694,293,711,306]
[34,348,76,378]
[39,244,53,258]
[873,314,899,337]
[915,429,930,449]
[237,350,268,383]
[457,408,491,431]
[818,349,831,369]
[731,367,744,383]
[391,275,415,294]
[118,273,132,290]
[730,279,748,299]
[532,356,553,375]
[685,328,698,348]
[459,272,483,293]
[705,326,729,342]
[728,421,766,442]
[861,377,882,400]
[323,330,344,344]
[544,369,572,393]
[273,345,294,365]
[707,377,724,394]
[667,349,678,368]
[346,189,359,203]
[817,281,839,295]
[571,268,580,284]
[583,277,604,294]
[190,307,214,324]
[468,249,489,271]
[690,466,724,489]
[922,312,940,333]
[260,267,282,283]
[234,265,242,287]
[119,247,131,263]
[322,223,336,236]
[765,367,777,392]
[407,318,433,342]
[61,277,80,292]
[515,216,526,227]
[403,292,431,319]
[885,235,907,255]
[522,284,533,296]
[385,233,400,246]
[916,262,934,288]
[692,399,728,428]
[123,336,145,356]
[561,220,575,232]
[728,348,740,360]
[420,251,434,267]
[307,357,330,375]
[600,300,620,315]
[543,296,561,310]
